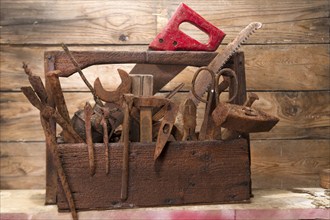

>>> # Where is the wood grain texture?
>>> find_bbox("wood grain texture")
[0,0,329,192]
[0,0,157,45]
[0,91,328,142]
[156,0,329,44]
[1,0,328,44]
[2,140,329,190]
[56,140,250,210]
[0,142,45,189]
[1,44,329,91]
[251,140,330,189]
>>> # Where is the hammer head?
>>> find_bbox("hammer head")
[149,3,226,51]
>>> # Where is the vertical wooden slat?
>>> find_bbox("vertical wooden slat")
[44,53,57,205]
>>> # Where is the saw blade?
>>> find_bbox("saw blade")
[187,22,263,104]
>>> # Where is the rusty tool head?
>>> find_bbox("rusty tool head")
[182,98,197,141]
[94,69,132,104]
[212,102,279,133]
[154,101,179,160]
[244,92,259,107]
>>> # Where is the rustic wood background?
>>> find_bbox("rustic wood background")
[0,0,329,190]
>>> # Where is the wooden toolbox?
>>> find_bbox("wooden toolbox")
[43,50,252,211]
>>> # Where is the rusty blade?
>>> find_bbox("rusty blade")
[21,86,43,110]
[182,99,197,141]
[120,94,134,201]
[152,83,184,121]
[187,22,263,105]
[212,103,279,133]
[22,62,48,103]
[154,102,179,160]
[94,69,132,103]
[84,102,96,176]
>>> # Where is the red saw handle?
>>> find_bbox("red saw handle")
[149,3,226,51]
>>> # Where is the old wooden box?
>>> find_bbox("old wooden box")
[44,51,252,211]
[56,139,250,211]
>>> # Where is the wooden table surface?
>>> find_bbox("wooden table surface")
[1,188,329,220]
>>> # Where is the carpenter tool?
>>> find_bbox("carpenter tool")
[149,3,225,51]
[120,94,134,201]
[71,103,120,143]
[47,70,77,143]
[131,96,172,143]
[54,5,223,92]
[100,107,110,174]
[186,22,262,105]
[212,99,279,134]
[21,69,78,219]
[154,101,179,160]
[129,96,178,160]
[131,75,154,143]
[130,2,225,93]
[62,44,103,106]
[174,22,262,133]
[93,69,131,142]
[191,67,238,140]
[221,93,259,140]
[84,102,96,176]
[182,99,197,141]
[94,69,132,104]
[21,86,84,143]
[23,62,48,103]
[152,83,184,121]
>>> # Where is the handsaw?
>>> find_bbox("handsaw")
[129,3,225,93]
[174,22,263,131]
[186,22,263,105]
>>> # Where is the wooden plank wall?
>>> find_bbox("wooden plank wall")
[1,0,329,190]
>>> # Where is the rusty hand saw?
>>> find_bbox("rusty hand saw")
[186,22,263,105]
[129,3,225,93]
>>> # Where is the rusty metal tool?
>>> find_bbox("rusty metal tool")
[21,86,84,143]
[191,67,237,140]
[62,44,103,106]
[94,69,132,104]
[22,62,48,103]
[212,96,279,134]
[149,3,225,51]
[186,22,262,105]
[93,68,131,142]
[120,94,134,201]
[221,93,259,140]
[131,75,154,142]
[130,3,225,93]
[128,95,178,160]
[100,108,110,174]
[46,70,78,143]
[182,98,197,141]
[84,102,96,176]
[154,101,179,160]
[21,83,78,220]
[152,83,184,122]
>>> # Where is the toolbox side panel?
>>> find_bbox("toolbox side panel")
[56,139,250,211]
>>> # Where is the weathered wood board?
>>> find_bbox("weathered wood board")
[0,0,329,191]
[2,140,329,190]
[1,44,329,91]
[1,91,328,142]
[1,0,328,44]
[56,139,250,211]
